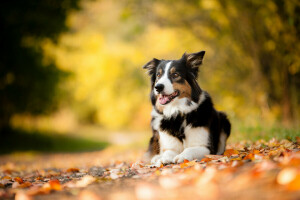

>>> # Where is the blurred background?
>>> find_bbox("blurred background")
[1,0,299,154]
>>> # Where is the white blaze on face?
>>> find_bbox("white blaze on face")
[155,61,174,95]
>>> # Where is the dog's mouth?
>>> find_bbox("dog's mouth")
[158,90,179,105]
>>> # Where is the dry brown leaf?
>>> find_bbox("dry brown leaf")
[14,177,24,184]
[66,168,80,173]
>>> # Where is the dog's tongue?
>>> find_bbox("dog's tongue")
[159,95,170,105]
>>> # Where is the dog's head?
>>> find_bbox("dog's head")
[143,51,205,116]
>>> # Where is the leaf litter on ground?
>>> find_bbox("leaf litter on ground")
[0,138,300,200]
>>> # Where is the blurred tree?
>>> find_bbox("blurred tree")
[139,0,300,125]
[0,0,79,132]
[39,0,300,130]
[217,0,300,125]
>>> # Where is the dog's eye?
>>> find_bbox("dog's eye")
[172,73,179,78]
[156,73,161,78]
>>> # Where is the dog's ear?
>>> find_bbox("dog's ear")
[183,51,205,78]
[142,58,160,76]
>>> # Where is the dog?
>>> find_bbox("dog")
[143,51,231,166]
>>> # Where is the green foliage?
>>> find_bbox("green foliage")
[0,0,79,130]
[229,125,300,143]
[0,128,109,154]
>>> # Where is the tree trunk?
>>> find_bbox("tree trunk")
[282,66,293,126]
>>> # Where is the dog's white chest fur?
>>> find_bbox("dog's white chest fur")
[151,110,211,167]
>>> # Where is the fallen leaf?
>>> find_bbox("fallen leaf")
[14,177,24,184]
[224,149,239,157]
[1,176,11,180]
[49,179,62,191]
[66,168,80,173]
[243,153,254,160]
[180,160,197,168]
[201,158,212,162]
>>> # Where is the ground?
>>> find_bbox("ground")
[1,137,300,200]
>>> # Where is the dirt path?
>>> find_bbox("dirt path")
[1,138,300,200]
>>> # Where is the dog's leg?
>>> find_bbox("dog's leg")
[151,131,183,167]
[173,126,210,163]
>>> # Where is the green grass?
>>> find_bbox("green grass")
[229,125,300,143]
[0,128,110,155]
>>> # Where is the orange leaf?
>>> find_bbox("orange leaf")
[201,157,212,162]
[180,160,197,168]
[243,153,254,160]
[224,149,239,157]
[14,177,24,184]
[49,179,62,191]
[180,163,188,168]
[183,159,189,163]
[252,149,260,154]
[66,168,80,173]
[2,176,11,180]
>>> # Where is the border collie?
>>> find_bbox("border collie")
[143,51,231,166]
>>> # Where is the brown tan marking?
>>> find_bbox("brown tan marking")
[149,130,160,156]
[173,80,192,99]
[170,67,176,74]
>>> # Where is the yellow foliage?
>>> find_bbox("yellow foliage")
[39,0,295,130]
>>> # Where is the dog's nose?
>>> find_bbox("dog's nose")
[155,84,164,93]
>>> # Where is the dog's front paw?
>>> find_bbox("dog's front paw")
[151,155,162,166]
[151,151,178,167]
[173,147,210,163]
[173,153,193,163]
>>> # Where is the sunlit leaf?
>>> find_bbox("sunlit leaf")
[224,149,239,157]
[49,179,62,191]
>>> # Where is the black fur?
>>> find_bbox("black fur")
[160,115,185,142]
